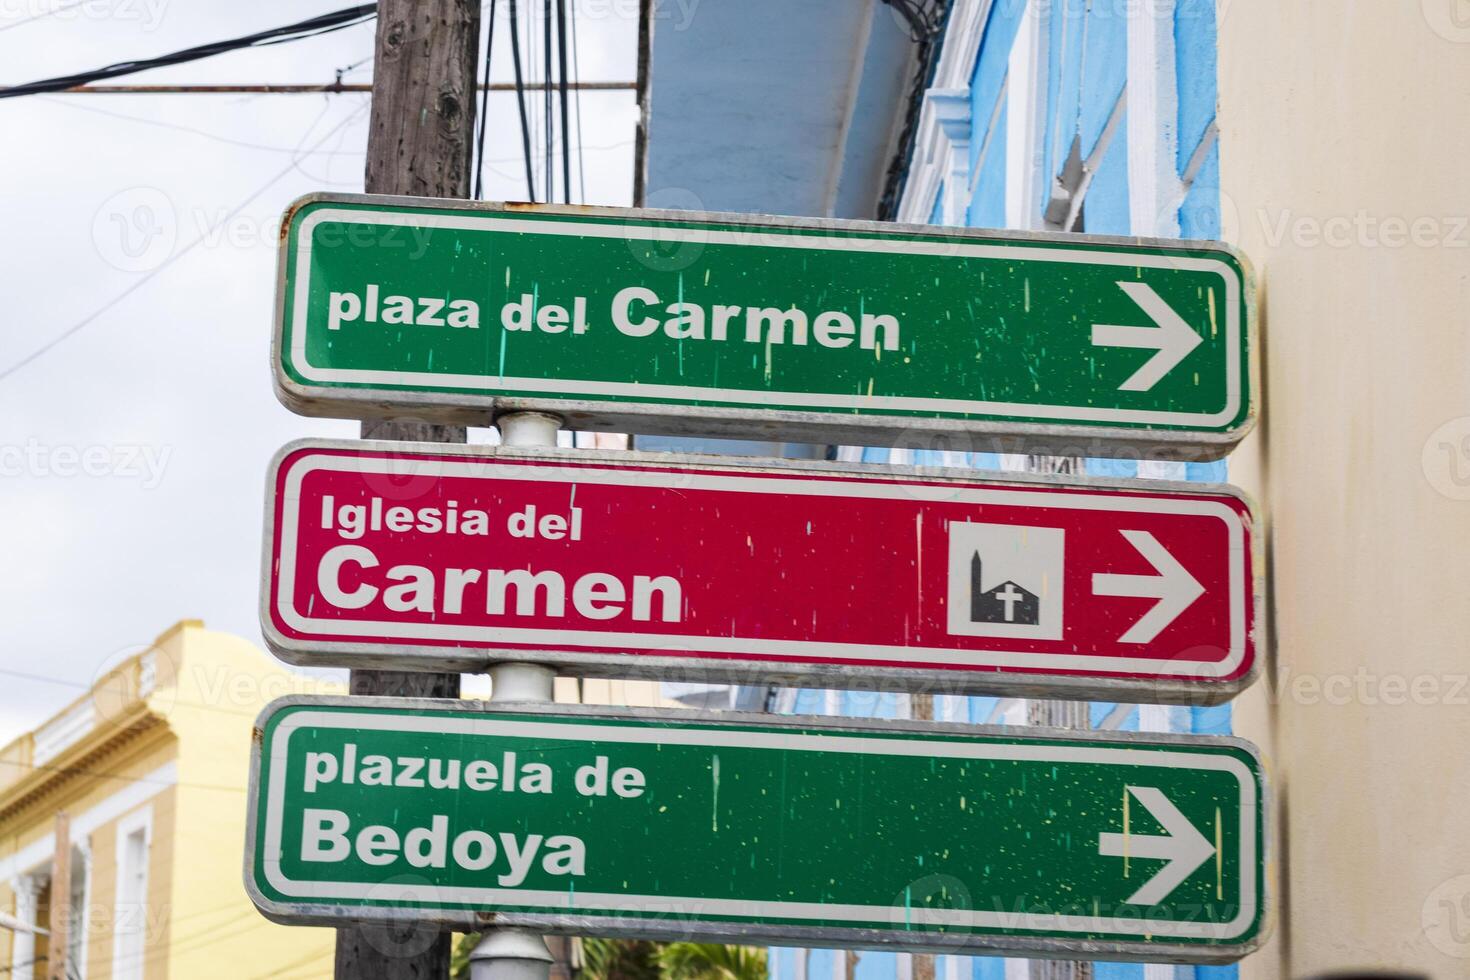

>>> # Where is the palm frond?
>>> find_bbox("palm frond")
[657,942,768,980]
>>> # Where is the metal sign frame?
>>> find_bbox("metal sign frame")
[243,697,1269,964]
[258,438,1264,705]
[271,193,1257,460]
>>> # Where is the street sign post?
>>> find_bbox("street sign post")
[245,698,1266,963]
[272,194,1254,459]
[260,439,1261,703]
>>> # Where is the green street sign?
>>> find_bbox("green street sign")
[246,698,1267,963]
[273,194,1255,459]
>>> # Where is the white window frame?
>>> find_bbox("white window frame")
[8,874,41,980]
[68,840,92,980]
[111,805,153,980]
[1125,0,1182,238]
[894,0,994,224]
[1003,0,1050,231]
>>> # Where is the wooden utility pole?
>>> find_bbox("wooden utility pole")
[337,0,480,976]
[47,812,69,980]
[362,0,481,200]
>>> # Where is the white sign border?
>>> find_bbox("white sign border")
[253,705,1260,944]
[269,449,1250,679]
[284,205,1244,429]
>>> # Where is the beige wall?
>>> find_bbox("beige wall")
[85,785,179,980]
[1219,2,1470,976]
[0,726,178,980]
[0,623,337,980]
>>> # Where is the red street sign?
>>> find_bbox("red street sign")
[261,440,1261,703]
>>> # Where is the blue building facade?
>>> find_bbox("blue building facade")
[643,1,1235,977]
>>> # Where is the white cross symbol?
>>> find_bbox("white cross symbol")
[995,583,1024,621]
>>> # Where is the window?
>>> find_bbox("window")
[112,807,151,980]
[9,874,41,980]
[67,844,90,980]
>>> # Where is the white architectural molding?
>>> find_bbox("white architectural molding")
[112,805,154,980]
[8,875,41,980]
[986,698,1027,726]
[70,838,93,980]
[138,650,158,699]
[930,89,973,226]
[1139,703,1172,732]
[0,760,176,882]
[1004,0,1049,231]
[1126,0,1182,237]
[932,0,995,89]
[895,143,942,223]
[1138,458,1188,480]
[895,0,995,223]
[935,694,967,722]
[33,698,96,766]
[896,88,966,224]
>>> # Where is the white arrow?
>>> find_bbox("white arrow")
[1091,530,1204,643]
[1090,281,1204,392]
[1098,785,1216,906]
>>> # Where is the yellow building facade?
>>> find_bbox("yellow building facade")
[0,621,337,980]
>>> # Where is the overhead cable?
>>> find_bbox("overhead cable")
[507,0,538,200]
[474,0,500,199]
[0,4,376,100]
[556,0,571,203]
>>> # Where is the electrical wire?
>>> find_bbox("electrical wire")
[473,0,499,199]
[0,753,244,793]
[0,955,46,975]
[556,0,571,203]
[284,94,341,182]
[880,0,945,40]
[120,910,261,971]
[0,0,88,34]
[0,4,377,100]
[569,0,587,203]
[251,947,334,980]
[111,904,289,978]
[0,103,368,383]
[506,0,537,200]
[334,51,376,85]
[523,0,535,189]
[0,664,341,722]
[543,0,554,201]
[39,89,616,185]
[38,95,368,157]
[877,0,951,219]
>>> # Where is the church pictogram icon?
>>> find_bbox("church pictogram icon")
[947,522,1066,640]
[969,551,1041,626]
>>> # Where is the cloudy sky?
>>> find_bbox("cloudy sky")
[0,0,639,742]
